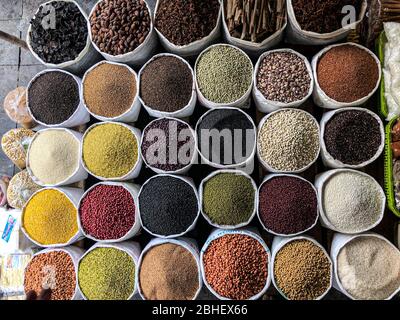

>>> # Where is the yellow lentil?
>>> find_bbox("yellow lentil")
[82,123,138,178]
[23,189,78,245]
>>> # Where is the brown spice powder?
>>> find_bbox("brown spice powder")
[139,243,199,300]
[317,45,379,103]
[24,251,76,300]
[83,62,137,118]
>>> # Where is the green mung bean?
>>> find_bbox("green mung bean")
[78,247,135,300]
[196,45,253,104]
[202,172,255,226]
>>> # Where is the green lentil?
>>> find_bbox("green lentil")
[202,172,255,226]
[196,45,253,104]
[78,247,135,300]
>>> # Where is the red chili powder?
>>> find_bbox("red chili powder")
[79,184,136,240]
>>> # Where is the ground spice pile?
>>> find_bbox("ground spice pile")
[155,0,220,46]
[317,45,379,103]
[82,123,138,179]
[140,56,193,113]
[28,71,80,125]
[196,45,253,104]
[258,176,317,235]
[24,251,76,300]
[197,109,256,166]
[203,234,268,300]
[322,171,384,233]
[139,243,200,300]
[23,189,78,245]
[141,118,195,172]
[79,184,136,240]
[28,130,80,185]
[139,176,198,237]
[258,109,320,171]
[257,51,311,103]
[324,110,382,165]
[337,236,400,300]
[78,247,135,300]
[292,0,362,33]
[84,62,137,118]
[202,172,255,226]
[274,239,331,300]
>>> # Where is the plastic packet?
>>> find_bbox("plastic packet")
[3,88,35,129]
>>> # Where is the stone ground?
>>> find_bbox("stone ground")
[0,0,99,176]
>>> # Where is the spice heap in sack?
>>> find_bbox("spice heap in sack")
[139,243,200,300]
[90,0,151,56]
[323,110,382,166]
[202,233,268,300]
[141,118,195,172]
[24,251,76,300]
[225,0,286,42]
[322,171,384,233]
[197,108,256,166]
[23,189,78,246]
[155,0,220,46]
[29,1,88,64]
[78,247,135,300]
[337,236,400,300]
[258,109,319,172]
[258,176,317,235]
[28,71,80,125]
[274,239,331,300]
[291,0,363,33]
[140,56,193,114]
[256,51,311,103]
[82,123,139,179]
[317,44,379,103]
[7,170,41,209]
[28,130,80,185]
[202,172,255,227]
[196,45,253,104]
[79,184,136,241]
[1,128,35,169]
[83,62,137,119]
[139,176,198,237]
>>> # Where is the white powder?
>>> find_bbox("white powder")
[28,130,80,185]
[337,236,400,300]
[322,171,384,233]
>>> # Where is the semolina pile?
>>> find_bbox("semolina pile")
[23,189,78,245]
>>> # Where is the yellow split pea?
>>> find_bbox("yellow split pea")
[82,123,138,179]
[23,189,78,245]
